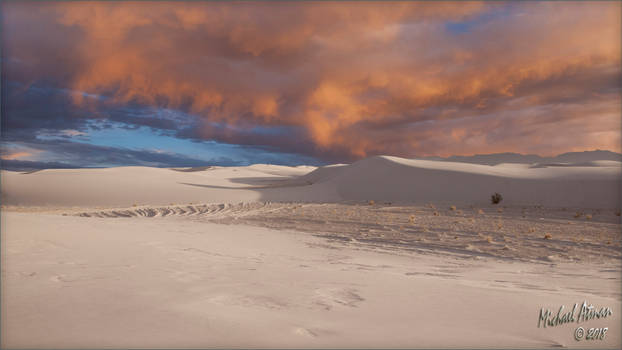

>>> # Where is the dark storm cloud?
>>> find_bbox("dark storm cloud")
[1,1,620,163]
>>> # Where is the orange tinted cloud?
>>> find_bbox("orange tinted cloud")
[1,151,35,160]
[2,1,620,160]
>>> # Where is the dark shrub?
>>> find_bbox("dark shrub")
[491,192,503,204]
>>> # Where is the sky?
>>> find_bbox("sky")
[1,1,620,168]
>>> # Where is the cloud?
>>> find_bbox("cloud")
[0,144,43,161]
[0,160,81,172]
[1,1,620,163]
[2,138,242,169]
[60,129,87,137]
[1,151,34,160]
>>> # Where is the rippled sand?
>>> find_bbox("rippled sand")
[53,201,621,264]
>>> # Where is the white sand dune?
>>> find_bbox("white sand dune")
[1,155,621,348]
[300,156,621,208]
[2,155,620,208]
[0,164,306,207]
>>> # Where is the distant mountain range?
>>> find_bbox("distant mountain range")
[419,150,621,165]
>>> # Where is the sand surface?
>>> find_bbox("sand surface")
[1,156,621,348]
[2,156,620,208]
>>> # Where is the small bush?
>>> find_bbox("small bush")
[368,200,375,205]
[543,233,552,240]
[491,192,503,205]
[450,205,456,211]
[585,214,593,220]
